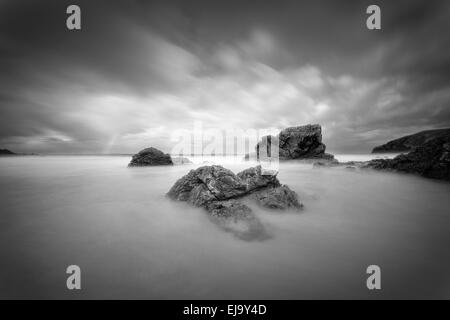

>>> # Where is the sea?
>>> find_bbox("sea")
[0,154,449,299]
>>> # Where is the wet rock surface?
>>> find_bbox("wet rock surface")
[167,165,302,240]
[128,147,173,166]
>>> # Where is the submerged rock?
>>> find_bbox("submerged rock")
[205,199,266,241]
[372,128,450,153]
[313,159,364,168]
[128,147,173,166]
[171,156,193,165]
[167,165,302,240]
[256,124,334,161]
[243,152,257,161]
[250,185,302,210]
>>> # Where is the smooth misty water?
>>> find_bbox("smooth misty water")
[0,155,449,299]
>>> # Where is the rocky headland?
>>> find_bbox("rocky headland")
[372,128,450,153]
[0,149,16,155]
[364,135,450,180]
[314,129,450,181]
[167,165,302,240]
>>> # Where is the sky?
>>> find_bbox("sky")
[0,0,449,154]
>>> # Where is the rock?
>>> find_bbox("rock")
[205,200,268,241]
[171,156,192,165]
[167,165,302,240]
[167,169,202,202]
[206,199,252,218]
[313,159,364,168]
[128,147,173,166]
[196,165,248,200]
[372,128,450,153]
[0,150,38,156]
[256,124,334,160]
[167,165,247,204]
[0,149,15,155]
[364,135,450,180]
[250,185,303,210]
[243,152,258,161]
[313,159,340,167]
[236,165,280,191]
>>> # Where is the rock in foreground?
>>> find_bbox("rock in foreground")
[256,124,334,160]
[167,165,302,240]
[128,147,173,166]
[372,128,450,153]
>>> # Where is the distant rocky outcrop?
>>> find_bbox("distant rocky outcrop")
[314,137,450,181]
[372,128,450,153]
[243,152,257,161]
[256,124,334,160]
[128,147,173,166]
[364,135,450,180]
[312,128,450,181]
[167,165,302,240]
[0,149,15,155]
[313,159,363,170]
[171,156,193,165]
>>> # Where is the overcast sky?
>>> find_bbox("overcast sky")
[1,0,449,154]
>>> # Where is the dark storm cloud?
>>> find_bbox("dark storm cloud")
[0,0,449,153]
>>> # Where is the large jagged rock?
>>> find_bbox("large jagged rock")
[167,165,247,203]
[128,147,173,166]
[167,165,302,240]
[364,136,450,180]
[372,128,450,153]
[256,124,334,160]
